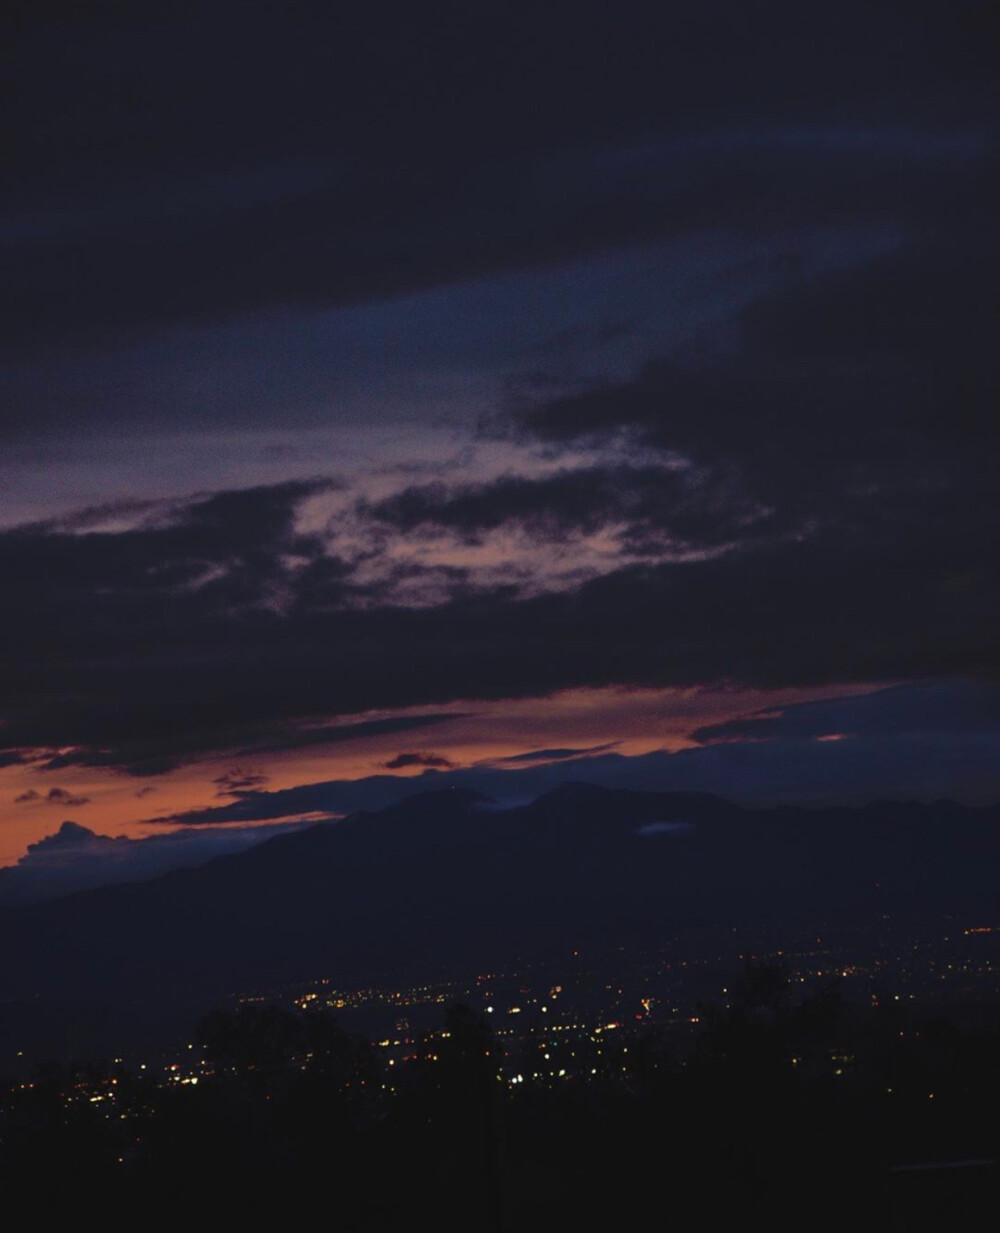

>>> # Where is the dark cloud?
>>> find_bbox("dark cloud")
[362,465,766,553]
[233,714,470,759]
[31,713,469,778]
[14,706,470,781]
[4,3,994,381]
[213,770,271,797]
[15,787,90,807]
[45,788,90,807]
[1,451,998,780]
[142,784,350,828]
[491,743,620,765]
[0,478,470,772]
[502,227,1000,693]
[383,753,456,771]
[517,236,998,514]
[38,751,188,778]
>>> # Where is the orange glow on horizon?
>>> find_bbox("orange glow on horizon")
[0,681,878,866]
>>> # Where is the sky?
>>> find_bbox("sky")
[2,1,998,877]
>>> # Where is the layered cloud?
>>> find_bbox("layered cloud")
[2,304,997,780]
[6,678,1000,896]
[1,1,995,859]
[137,683,1000,832]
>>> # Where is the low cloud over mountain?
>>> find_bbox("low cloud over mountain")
[0,818,306,905]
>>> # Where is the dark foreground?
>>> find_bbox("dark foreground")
[2,973,997,1231]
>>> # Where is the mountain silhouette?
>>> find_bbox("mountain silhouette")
[1,785,997,1023]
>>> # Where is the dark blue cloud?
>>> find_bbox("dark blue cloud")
[694,683,1000,743]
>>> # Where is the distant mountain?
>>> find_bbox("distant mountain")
[1,785,997,1021]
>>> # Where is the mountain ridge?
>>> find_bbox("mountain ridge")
[1,784,997,1021]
